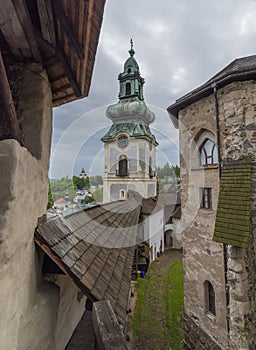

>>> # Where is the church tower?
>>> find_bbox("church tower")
[102,40,158,203]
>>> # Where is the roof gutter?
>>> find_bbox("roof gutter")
[211,82,221,179]
[167,69,256,129]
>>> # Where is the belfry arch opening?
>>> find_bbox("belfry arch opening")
[118,155,128,177]
[125,82,131,95]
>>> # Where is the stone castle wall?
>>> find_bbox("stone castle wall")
[217,81,256,350]
[179,79,256,350]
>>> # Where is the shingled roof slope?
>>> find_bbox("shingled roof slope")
[35,200,141,326]
[213,160,252,248]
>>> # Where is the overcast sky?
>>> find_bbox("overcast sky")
[50,0,256,179]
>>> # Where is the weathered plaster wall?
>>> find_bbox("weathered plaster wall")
[179,94,228,349]
[148,209,164,260]
[0,66,86,350]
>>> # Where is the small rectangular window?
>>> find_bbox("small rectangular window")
[200,188,212,209]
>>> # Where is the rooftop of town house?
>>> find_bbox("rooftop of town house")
[1,0,105,107]
[35,199,141,326]
[127,190,181,217]
[168,54,256,128]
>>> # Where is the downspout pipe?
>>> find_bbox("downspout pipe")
[212,82,230,337]
[211,82,221,178]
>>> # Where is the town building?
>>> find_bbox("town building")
[129,190,181,278]
[79,168,87,179]
[102,41,158,202]
[168,55,256,349]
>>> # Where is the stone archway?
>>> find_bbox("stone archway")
[164,229,173,248]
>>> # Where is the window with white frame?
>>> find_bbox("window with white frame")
[200,187,212,209]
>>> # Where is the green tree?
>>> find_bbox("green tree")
[72,176,89,190]
[89,175,103,187]
[47,182,54,209]
[92,187,103,203]
[172,165,180,177]
[50,177,75,202]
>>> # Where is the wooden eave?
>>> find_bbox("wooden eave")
[0,0,106,107]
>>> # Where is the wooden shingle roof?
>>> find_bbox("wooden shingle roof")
[213,160,252,248]
[35,200,141,326]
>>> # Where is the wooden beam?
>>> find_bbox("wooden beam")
[49,73,67,84]
[92,301,128,350]
[36,0,56,46]
[42,254,65,275]
[12,0,42,62]
[52,93,75,105]
[56,45,81,97]
[52,83,71,94]
[0,50,21,142]
[52,0,84,59]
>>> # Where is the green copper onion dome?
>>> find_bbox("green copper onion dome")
[106,39,155,126]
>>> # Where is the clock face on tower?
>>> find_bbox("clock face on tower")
[117,135,129,149]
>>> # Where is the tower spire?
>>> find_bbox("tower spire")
[129,38,135,57]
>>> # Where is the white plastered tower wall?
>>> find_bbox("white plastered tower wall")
[102,42,158,203]
[103,137,157,202]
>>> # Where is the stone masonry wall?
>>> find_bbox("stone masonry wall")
[184,313,222,350]
[179,94,228,349]
[217,81,256,350]
[179,80,256,350]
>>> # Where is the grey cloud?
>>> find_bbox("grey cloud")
[51,0,256,177]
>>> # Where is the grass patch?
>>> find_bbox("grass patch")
[163,260,184,349]
[130,251,184,350]
[131,278,154,337]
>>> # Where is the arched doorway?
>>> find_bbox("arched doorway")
[164,229,173,248]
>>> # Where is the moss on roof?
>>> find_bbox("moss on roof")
[213,160,252,248]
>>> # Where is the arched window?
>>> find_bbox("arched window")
[125,82,131,95]
[200,139,218,166]
[127,68,131,73]
[118,155,128,176]
[204,281,216,315]
[149,157,154,177]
